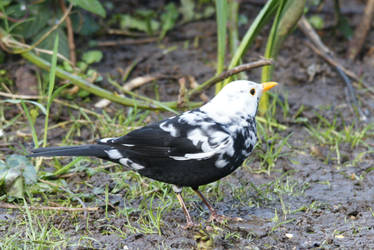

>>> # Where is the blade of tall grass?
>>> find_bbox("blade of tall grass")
[261,0,287,83]
[259,0,286,114]
[259,0,305,114]
[42,33,59,148]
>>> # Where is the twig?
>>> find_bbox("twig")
[39,179,89,217]
[187,59,273,98]
[301,23,368,121]
[123,75,159,91]
[347,0,374,60]
[58,0,78,97]
[95,38,158,47]
[0,202,98,212]
[0,91,41,99]
[177,77,187,108]
[305,42,374,94]
[107,29,148,37]
[298,16,332,56]
[59,0,76,65]
[337,66,367,121]
[299,16,374,93]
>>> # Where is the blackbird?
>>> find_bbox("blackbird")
[29,80,278,227]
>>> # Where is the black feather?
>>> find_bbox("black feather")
[28,144,111,158]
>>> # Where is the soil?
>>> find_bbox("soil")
[1,0,374,249]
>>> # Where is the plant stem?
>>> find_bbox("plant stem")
[43,34,59,148]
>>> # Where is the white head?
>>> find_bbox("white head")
[200,80,278,123]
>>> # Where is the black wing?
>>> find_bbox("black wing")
[98,118,204,158]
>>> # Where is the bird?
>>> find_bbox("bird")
[29,80,278,228]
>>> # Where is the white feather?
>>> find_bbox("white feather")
[105,149,123,159]
[100,137,115,143]
[200,80,263,125]
[168,81,263,168]
[160,121,179,137]
[119,158,144,170]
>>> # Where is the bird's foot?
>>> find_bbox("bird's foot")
[208,212,243,224]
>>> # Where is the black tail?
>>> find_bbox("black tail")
[28,144,112,158]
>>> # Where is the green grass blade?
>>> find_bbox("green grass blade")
[42,33,59,148]
[261,0,286,83]
[259,0,305,114]
[259,0,286,115]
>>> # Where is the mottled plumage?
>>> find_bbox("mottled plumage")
[29,80,278,227]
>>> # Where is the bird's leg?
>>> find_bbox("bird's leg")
[173,185,196,229]
[193,188,243,223]
[192,188,223,222]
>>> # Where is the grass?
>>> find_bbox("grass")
[2,65,373,248]
[305,110,374,168]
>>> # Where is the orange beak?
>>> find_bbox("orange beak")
[262,81,278,92]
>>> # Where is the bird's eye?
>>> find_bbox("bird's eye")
[250,88,256,96]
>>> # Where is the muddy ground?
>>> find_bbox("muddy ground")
[1,0,374,249]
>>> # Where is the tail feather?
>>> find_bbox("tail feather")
[28,144,111,158]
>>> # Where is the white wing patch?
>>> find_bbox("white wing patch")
[169,151,216,161]
[170,128,233,168]
[105,149,123,159]
[100,137,115,143]
[119,158,144,170]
